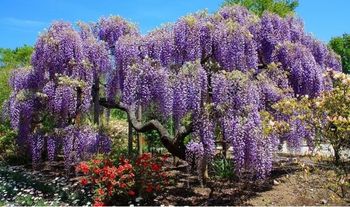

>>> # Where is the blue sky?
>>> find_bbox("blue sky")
[0,0,349,49]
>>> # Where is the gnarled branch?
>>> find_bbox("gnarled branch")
[99,98,192,160]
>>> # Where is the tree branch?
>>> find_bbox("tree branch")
[99,98,192,160]
[99,98,127,111]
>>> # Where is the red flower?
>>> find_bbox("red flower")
[93,168,101,175]
[119,182,127,189]
[93,200,104,207]
[117,165,125,174]
[128,190,136,196]
[97,188,105,196]
[123,163,132,171]
[80,178,88,186]
[110,180,117,186]
[103,159,112,166]
[93,198,104,206]
[145,185,153,193]
[103,166,117,179]
[107,185,114,196]
[92,159,102,165]
[151,163,161,171]
[78,162,90,174]
[140,153,151,161]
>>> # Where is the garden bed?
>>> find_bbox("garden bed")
[0,154,349,206]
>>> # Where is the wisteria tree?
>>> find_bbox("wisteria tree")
[6,6,341,178]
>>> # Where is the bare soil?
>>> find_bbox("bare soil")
[155,156,350,206]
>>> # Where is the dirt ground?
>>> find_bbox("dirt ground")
[155,155,350,206]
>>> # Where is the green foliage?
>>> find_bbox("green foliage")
[222,0,299,17]
[110,108,128,120]
[0,45,33,68]
[211,155,236,180]
[329,34,350,74]
[14,193,48,206]
[314,71,350,163]
[144,130,163,153]
[0,67,12,108]
[111,147,138,161]
[0,122,17,155]
[0,45,33,108]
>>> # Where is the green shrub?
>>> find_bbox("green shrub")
[211,155,236,180]
[0,122,16,157]
[110,108,127,120]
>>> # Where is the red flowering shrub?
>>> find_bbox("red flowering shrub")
[76,157,135,206]
[134,153,170,199]
[76,153,170,206]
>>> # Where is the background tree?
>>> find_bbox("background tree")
[0,67,12,108]
[329,34,350,74]
[0,45,34,107]
[222,0,299,17]
[0,45,33,68]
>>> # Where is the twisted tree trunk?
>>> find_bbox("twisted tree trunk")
[100,98,191,160]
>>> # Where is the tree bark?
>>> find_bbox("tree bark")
[334,144,341,165]
[99,98,191,160]
[223,141,227,159]
[137,105,142,155]
[128,119,133,156]
[105,109,110,125]
[92,77,100,125]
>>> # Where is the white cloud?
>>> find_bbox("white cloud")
[0,17,46,28]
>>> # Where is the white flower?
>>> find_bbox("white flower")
[315,101,321,107]
[333,72,341,79]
